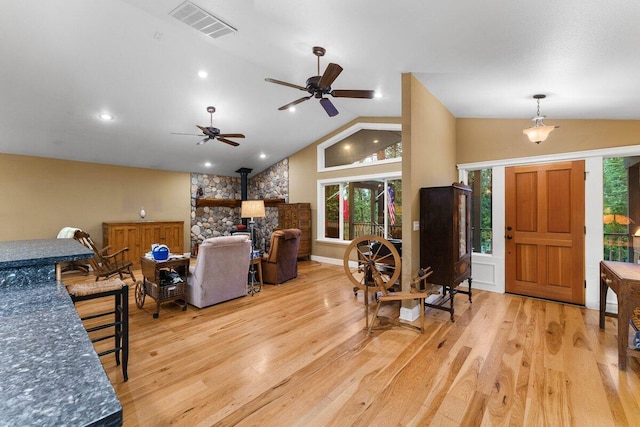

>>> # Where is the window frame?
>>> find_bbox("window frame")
[317,171,402,244]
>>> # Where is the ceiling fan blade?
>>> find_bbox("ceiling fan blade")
[265,78,307,91]
[196,137,209,145]
[218,133,245,138]
[331,89,375,99]
[171,132,203,136]
[217,137,240,147]
[319,98,339,117]
[318,63,343,89]
[278,96,312,111]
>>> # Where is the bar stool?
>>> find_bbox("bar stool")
[67,278,129,382]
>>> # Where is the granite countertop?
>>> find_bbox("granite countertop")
[0,280,122,426]
[0,239,93,269]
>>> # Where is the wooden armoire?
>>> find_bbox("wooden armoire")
[419,183,472,320]
[277,203,311,259]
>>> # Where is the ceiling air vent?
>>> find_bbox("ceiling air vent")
[169,1,237,39]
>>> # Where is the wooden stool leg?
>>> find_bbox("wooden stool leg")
[368,300,382,336]
[114,291,121,367]
[121,284,129,381]
[364,286,369,330]
[419,297,425,332]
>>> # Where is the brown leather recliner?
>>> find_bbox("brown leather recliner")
[261,228,301,285]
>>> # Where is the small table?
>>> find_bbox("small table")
[249,256,263,295]
[599,260,640,370]
[137,256,190,318]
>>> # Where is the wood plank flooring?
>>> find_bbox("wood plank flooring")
[64,261,640,426]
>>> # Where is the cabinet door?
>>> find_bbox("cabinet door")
[141,224,163,255]
[162,223,184,255]
[452,187,472,284]
[109,225,140,263]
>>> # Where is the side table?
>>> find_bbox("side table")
[599,260,640,370]
[249,256,263,296]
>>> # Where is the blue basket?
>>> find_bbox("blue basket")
[152,245,169,261]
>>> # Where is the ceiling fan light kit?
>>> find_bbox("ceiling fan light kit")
[265,46,375,117]
[523,94,559,144]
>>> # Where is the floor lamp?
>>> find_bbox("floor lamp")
[241,200,265,295]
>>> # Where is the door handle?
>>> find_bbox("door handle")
[506,235,513,240]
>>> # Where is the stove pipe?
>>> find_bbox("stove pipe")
[236,167,253,228]
[235,167,252,201]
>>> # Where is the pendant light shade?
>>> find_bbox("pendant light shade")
[523,94,559,144]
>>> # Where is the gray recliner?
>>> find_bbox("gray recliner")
[187,235,251,308]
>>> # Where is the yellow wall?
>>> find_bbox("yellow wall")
[401,73,457,286]
[457,118,640,164]
[288,117,402,261]
[0,153,191,249]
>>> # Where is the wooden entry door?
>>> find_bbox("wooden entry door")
[505,161,585,304]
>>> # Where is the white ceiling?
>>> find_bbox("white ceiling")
[2,0,640,177]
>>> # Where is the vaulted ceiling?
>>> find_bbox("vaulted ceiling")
[2,1,639,177]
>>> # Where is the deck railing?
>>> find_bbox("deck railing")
[604,232,631,262]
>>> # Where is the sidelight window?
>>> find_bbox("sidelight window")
[467,169,493,254]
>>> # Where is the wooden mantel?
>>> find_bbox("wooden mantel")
[195,198,286,208]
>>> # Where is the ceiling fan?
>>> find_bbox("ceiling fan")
[265,46,375,117]
[171,106,245,146]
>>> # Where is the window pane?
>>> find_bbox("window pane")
[324,129,402,168]
[320,177,401,241]
[388,180,402,239]
[324,184,340,238]
[603,157,630,262]
[468,169,492,254]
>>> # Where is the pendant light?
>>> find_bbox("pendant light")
[523,94,559,144]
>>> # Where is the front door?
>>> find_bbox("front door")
[505,161,585,304]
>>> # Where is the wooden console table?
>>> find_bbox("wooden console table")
[599,260,640,370]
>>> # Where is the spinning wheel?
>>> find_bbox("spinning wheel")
[343,235,401,295]
[135,281,145,309]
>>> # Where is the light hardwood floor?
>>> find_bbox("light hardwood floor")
[65,261,640,426]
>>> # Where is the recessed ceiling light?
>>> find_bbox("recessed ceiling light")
[259,153,266,159]
[98,113,113,120]
[374,92,382,98]
[344,144,351,150]
[204,162,212,167]
[198,70,208,79]
[373,139,379,144]
[288,106,296,112]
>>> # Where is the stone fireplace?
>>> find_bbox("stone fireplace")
[190,158,288,253]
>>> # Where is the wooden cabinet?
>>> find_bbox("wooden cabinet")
[277,203,311,259]
[419,183,472,320]
[103,221,184,265]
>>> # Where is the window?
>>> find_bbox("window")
[317,123,402,172]
[603,157,631,262]
[319,174,402,241]
[467,169,492,254]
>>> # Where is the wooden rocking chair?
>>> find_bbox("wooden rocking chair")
[73,230,136,282]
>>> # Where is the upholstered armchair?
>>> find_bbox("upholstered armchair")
[187,235,251,308]
[261,228,301,285]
